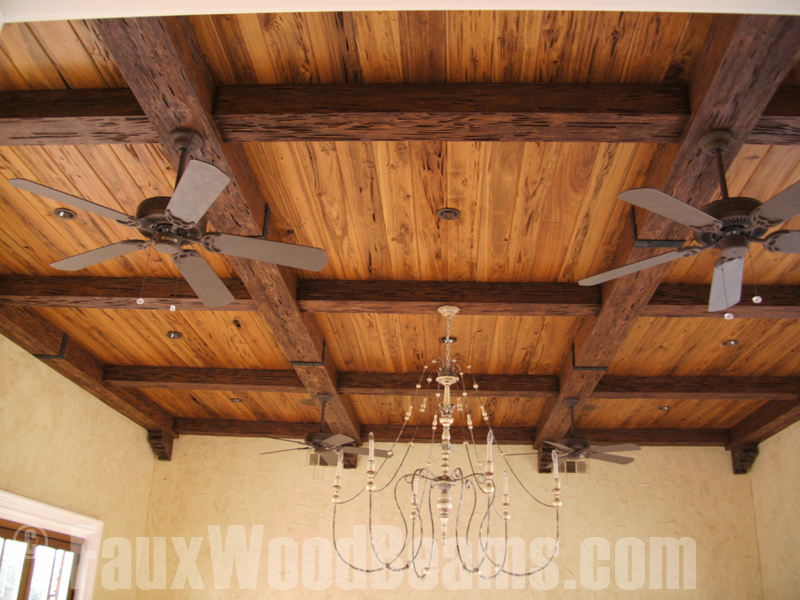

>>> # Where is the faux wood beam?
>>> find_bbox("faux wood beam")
[2,84,797,146]
[728,400,800,447]
[103,365,305,392]
[94,17,361,443]
[534,15,800,470]
[101,365,800,404]
[0,89,158,145]
[0,276,256,311]
[3,276,800,319]
[174,419,730,447]
[0,306,175,435]
[214,83,689,143]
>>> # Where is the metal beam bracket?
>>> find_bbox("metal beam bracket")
[33,334,69,360]
[571,344,607,372]
[290,340,327,368]
[631,208,687,248]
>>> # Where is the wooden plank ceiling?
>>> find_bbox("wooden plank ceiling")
[0,12,799,471]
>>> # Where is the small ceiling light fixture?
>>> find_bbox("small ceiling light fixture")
[752,295,763,304]
[231,397,243,403]
[658,405,671,412]
[53,207,76,219]
[436,207,461,221]
[724,312,735,320]
[722,339,739,347]
[440,336,457,344]
[166,330,183,339]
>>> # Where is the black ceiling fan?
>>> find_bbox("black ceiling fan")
[579,131,800,312]
[9,130,328,307]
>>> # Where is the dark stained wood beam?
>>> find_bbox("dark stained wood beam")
[93,17,361,444]
[0,306,175,435]
[728,400,800,447]
[214,83,690,143]
[174,418,730,447]
[0,89,158,145]
[1,85,797,146]
[102,365,800,403]
[747,87,800,145]
[0,276,256,311]
[534,15,800,470]
[103,365,305,392]
[4,276,800,319]
[730,443,759,474]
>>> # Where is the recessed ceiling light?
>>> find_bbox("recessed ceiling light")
[53,208,76,219]
[166,331,182,339]
[437,207,461,221]
[722,339,739,347]
[724,313,734,320]
[231,397,243,403]
[441,336,457,344]
[658,405,671,412]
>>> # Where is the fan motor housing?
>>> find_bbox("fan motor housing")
[135,196,207,241]
[695,196,767,246]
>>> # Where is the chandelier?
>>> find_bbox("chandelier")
[330,305,562,579]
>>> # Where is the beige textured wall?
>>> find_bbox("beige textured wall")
[139,434,763,599]
[0,335,156,600]
[751,420,800,599]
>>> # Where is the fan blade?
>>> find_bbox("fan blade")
[340,446,392,458]
[619,188,723,230]
[322,434,354,447]
[10,179,137,225]
[259,447,309,456]
[51,240,148,271]
[763,230,800,254]
[543,441,575,453]
[321,450,339,466]
[172,250,235,307]
[750,180,800,227]
[588,443,640,453]
[276,438,309,446]
[502,452,539,456]
[202,233,328,272]
[579,247,701,286]
[588,451,635,465]
[708,256,744,312]
[165,160,230,224]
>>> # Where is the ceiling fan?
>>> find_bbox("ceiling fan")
[260,396,392,466]
[9,130,328,307]
[579,130,800,312]
[546,399,640,465]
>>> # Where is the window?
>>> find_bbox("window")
[0,492,103,600]
[0,519,80,599]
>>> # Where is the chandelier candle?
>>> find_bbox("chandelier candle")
[331,305,562,580]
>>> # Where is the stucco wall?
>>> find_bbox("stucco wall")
[137,434,763,599]
[0,335,156,600]
[750,419,800,599]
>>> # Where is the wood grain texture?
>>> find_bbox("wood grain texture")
[534,15,800,464]
[748,87,800,146]
[0,306,175,434]
[104,365,304,392]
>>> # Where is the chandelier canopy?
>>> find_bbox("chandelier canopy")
[330,305,563,579]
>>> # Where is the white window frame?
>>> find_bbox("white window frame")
[0,489,103,600]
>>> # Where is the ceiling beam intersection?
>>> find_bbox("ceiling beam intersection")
[533,14,800,473]
[92,16,361,443]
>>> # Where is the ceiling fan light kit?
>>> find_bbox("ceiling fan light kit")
[9,129,329,309]
[579,129,800,313]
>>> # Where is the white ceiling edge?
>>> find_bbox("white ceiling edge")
[0,0,798,23]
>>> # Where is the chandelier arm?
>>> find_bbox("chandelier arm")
[475,521,511,580]
[470,492,511,579]
[453,477,480,574]
[363,479,411,572]
[500,510,561,577]
[496,441,557,508]
[335,444,415,506]
[330,503,384,574]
